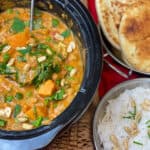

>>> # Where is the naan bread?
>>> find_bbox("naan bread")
[95,0,138,50]
[119,1,150,72]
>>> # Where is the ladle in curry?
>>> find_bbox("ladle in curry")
[30,0,35,31]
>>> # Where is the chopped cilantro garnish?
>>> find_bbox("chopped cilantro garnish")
[17,46,32,55]
[3,53,10,63]
[17,55,26,62]
[32,59,60,87]
[52,64,61,73]
[6,8,13,14]
[0,44,8,52]
[56,79,61,86]
[146,120,150,124]
[123,105,137,120]
[0,63,15,75]
[5,95,14,102]
[148,130,150,139]
[0,119,7,127]
[37,43,49,49]
[11,17,25,33]
[52,18,59,27]
[133,141,143,146]
[53,89,65,100]
[13,104,22,118]
[32,116,43,127]
[46,37,51,42]
[26,91,32,98]
[15,92,23,100]
[45,88,65,102]
[65,66,74,72]
[61,29,71,38]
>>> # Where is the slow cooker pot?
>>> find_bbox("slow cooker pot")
[0,0,102,149]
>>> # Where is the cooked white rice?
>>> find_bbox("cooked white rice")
[98,87,150,150]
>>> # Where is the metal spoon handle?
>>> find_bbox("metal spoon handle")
[30,0,35,31]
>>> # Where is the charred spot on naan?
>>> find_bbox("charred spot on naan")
[120,6,150,42]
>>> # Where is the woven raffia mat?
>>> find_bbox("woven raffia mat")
[44,1,100,149]
[44,91,99,150]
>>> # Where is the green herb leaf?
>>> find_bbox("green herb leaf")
[0,119,7,127]
[0,44,8,52]
[6,8,13,14]
[56,79,61,86]
[11,18,25,33]
[122,116,133,119]
[5,95,14,102]
[26,91,32,98]
[3,53,10,63]
[32,116,43,127]
[133,141,143,146]
[0,63,15,75]
[15,92,23,100]
[67,76,74,81]
[46,37,51,42]
[13,104,22,118]
[61,30,71,38]
[17,46,32,55]
[32,58,58,87]
[52,18,59,27]
[134,106,136,116]
[65,66,74,72]
[148,130,150,139]
[45,88,65,102]
[0,63,6,74]
[37,43,49,50]
[53,89,65,100]
[30,44,54,56]
[44,99,49,106]
[146,120,150,124]
[17,55,27,62]
[122,105,136,120]
[57,53,63,60]
[52,64,61,73]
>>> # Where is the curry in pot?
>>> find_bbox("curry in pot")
[0,8,83,130]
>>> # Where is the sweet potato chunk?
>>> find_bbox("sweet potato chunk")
[7,28,30,48]
[26,109,35,120]
[36,105,47,117]
[38,80,56,96]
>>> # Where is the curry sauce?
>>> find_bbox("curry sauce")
[0,8,83,130]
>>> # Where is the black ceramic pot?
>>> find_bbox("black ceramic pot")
[0,0,102,149]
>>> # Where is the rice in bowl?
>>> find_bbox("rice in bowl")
[98,87,150,150]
